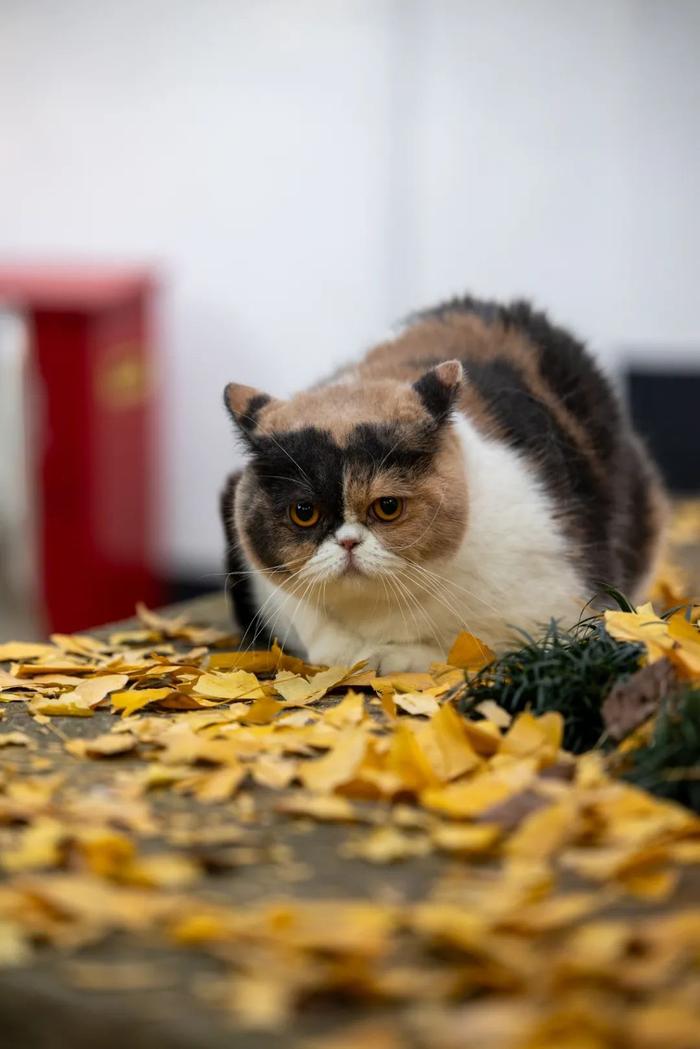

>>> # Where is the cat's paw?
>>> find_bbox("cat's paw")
[306,625,364,669]
[356,643,446,674]
[305,625,445,674]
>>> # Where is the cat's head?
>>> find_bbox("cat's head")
[223,362,468,595]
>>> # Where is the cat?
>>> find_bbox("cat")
[220,294,666,672]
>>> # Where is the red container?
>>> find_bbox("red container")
[0,265,163,632]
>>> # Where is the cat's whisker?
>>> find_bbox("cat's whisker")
[397,563,478,638]
[236,562,309,652]
[383,573,411,642]
[388,571,444,653]
[225,562,303,580]
[398,575,448,653]
[258,474,313,488]
[403,558,504,617]
[277,575,318,656]
[263,571,318,655]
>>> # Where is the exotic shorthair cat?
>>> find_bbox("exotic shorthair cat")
[221,295,666,672]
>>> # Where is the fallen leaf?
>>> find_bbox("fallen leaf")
[120,853,200,889]
[193,670,265,701]
[475,700,512,728]
[208,642,314,676]
[324,692,367,727]
[505,800,577,859]
[276,793,361,822]
[272,665,351,707]
[2,819,65,872]
[68,674,130,708]
[447,631,495,671]
[500,711,563,765]
[136,602,191,636]
[602,659,677,741]
[111,687,174,718]
[187,763,247,802]
[477,789,549,832]
[421,703,481,781]
[252,755,297,789]
[385,723,440,792]
[372,672,436,693]
[29,697,95,718]
[0,921,31,966]
[242,696,284,724]
[0,731,33,748]
[0,642,60,662]
[341,826,430,863]
[421,759,536,818]
[604,603,671,662]
[65,733,138,759]
[394,692,440,717]
[430,822,500,855]
[666,611,700,679]
[297,728,367,792]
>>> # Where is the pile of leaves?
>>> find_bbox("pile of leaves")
[461,617,644,753]
[0,592,699,1046]
[462,600,700,811]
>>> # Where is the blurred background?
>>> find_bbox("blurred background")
[1,0,698,636]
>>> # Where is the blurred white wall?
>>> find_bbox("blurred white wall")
[1,0,698,575]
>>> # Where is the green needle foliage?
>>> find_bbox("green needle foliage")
[623,688,700,812]
[460,618,644,753]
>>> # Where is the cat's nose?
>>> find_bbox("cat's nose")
[336,524,364,553]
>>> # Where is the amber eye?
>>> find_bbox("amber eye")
[371,496,404,522]
[289,502,320,528]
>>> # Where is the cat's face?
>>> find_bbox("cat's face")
[224,362,468,599]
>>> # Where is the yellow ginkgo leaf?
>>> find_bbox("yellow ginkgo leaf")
[500,711,563,765]
[111,687,174,718]
[421,759,536,818]
[297,728,367,793]
[393,692,440,717]
[666,612,700,679]
[419,703,481,781]
[430,822,500,855]
[0,642,61,662]
[193,670,265,701]
[603,603,672,662]
[447,631,495,671]
[272,665,350,707]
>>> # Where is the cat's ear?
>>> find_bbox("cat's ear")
[223,382,278,446]
[412,360,464,424]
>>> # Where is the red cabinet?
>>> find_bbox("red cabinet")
[0,265,163,632]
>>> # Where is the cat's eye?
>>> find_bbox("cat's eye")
[289,502,320,528]
[371,496,404,522]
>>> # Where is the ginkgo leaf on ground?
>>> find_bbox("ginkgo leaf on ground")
[421,759,537,818]
[447,631,496,671]
[604,603,672,662]
[297,728,368,792]
[111,688,175,718]
[193,670,266,701]
[0,642,61,662]
[272,666,351,706]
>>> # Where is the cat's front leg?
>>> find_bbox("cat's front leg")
[305,628,444,673]
[303,620,367,669]
[355,642,447,674]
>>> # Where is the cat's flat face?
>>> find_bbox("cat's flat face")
[225,363,468,599]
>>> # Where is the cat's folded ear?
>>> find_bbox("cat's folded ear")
[223,383,278,446]
[412,360,464,424]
